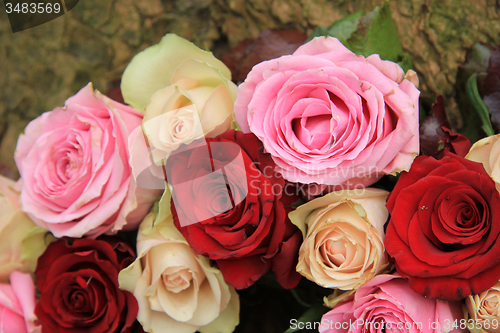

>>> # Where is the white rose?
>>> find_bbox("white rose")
[119,191,239,333]
[124,34,237,182]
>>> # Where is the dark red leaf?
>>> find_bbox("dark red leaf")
[420,95,450,155]
[107,79,125,105]
[220,29,307,83]
[481,45,500,133]
[420,95,471,158]
[0,163,18,180]
[439,127,472,158]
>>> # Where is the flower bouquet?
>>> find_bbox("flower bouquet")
[2,3,500,333]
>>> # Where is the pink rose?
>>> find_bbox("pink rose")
[320,274,465,333]
[235,36,419,186]
[0,271,41,333]
[15,83,159,238]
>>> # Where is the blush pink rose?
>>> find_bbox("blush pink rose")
[320,274,465,333]
[15,83,159,238]
[0,271,41,333]
[235,36,419,186]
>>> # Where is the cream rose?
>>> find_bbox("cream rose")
[0,175,53,282]
[466,134,500,192]
[466,281,500,333]
[144,105,203,161]
[123,34,237,183]
[119,191,239,333]
[289,188,389,290]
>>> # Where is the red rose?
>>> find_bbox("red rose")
[385,152,500,300]
[166,130,302,289]
[34,237,139,333]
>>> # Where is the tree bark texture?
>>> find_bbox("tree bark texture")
[0,0,499,175]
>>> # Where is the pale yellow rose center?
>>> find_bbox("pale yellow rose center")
[481,291,500,317]
[322,239,347,266]
[317,229,361,270]
[173,119,189,137]
[162,266,193,293]
[159,107,198,144]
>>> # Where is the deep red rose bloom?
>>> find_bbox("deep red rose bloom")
[385,152,500,300]
[166,130,302,290]
[34,237,139,333]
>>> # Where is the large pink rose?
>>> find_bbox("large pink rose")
[0,271,41,333]
[320,274,465,333]
[15,83,159,238]
[235,36,419,186]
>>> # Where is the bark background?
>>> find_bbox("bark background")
[1,0,499,176]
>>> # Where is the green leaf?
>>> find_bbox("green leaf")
[306,11,362,43]
[326,11,363,44]
[396,52,413,73]
[323,289,354,308]
[418,100,427,123]
[285,305,330,333]
[290,288,312,308]
[455,43,491,143]
[306,3,412,71]
[345,2,403,63]
[466,73,495,136]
